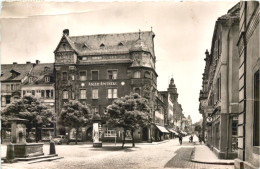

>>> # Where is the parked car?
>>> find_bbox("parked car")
[53,135,68,145]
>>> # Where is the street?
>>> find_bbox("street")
[1,136,234,169]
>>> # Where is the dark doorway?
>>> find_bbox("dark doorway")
[142,127,148,141]
[86,127,93,142]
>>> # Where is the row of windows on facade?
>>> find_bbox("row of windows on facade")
[28,76,50,83]
[22,90,54,98]
[61,70,151,81]
[2,84,20,91]
[62,88,118,100]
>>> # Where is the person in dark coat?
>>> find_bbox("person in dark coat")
[179,135,183,145]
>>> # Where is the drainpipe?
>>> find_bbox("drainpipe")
[226,25,231,159]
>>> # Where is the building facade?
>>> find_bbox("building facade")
[199,4,240,159]
[234,1,260,169]
[54,29,158,142]
[20,61,55,140]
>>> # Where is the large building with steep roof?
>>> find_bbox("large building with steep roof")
[54,29,158,142]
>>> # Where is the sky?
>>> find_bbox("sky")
[0,1,237,123]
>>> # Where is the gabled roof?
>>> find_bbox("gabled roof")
[56,31,155,56]
[24,63,54,85]
[0,64,33,82]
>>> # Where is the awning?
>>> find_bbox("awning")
[167,129,178,135]
[155,125,170,133]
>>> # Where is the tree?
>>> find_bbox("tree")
[59,100,91,144]
[1,94,55,142]
[106,93,151,148]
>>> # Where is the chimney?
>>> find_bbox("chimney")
[13,62,17,64]
[63,29,69,36]
[26,61,31,64]
[36,60,40,64]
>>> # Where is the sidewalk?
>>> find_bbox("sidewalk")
[191,142,234,165]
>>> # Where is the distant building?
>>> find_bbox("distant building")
[234,1,259,169]
[199,3,240,159]
[0,62,34,107]
[54,29,158,142]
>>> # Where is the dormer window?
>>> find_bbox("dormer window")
[44,67,49,73]
[82,44,87,49]
[118,42,123,46]
[45,76,50,83]
[29,77,33,83]
[100,43,105,48]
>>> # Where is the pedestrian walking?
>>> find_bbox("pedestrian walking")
[179,135,183,145]
[198,135,202,144]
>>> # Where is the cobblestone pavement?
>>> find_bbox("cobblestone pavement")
[1,137,234,169]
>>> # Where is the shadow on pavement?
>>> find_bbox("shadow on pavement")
[85,146,140,152]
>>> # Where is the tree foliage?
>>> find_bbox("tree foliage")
[106,93,151,148]
[1,94,55,142]
[59,100,91,144]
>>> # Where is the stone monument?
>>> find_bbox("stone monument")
[5,118,44,162]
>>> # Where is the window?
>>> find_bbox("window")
[253,70,259,146]
[45,76,50,82]
[71,91,75,100]
[71,75,75,81]
[46,90,50,98]
[92,71,99,80]
[11,84,14,91]
[23,90,26,96]
[108,70,118,80]
[79,71,87,81]
[144,71,151,79]
[62,72,67,81]
[82,57,87,61]
[108,89,117,99]
[80,89,86,99]
[134,88,141,95]
[6,96,11,104]
[32,90,35,96]
[104,129,116,137]
[51,90,54,98]
[100,43,105,48]
[1,96,6,107]
[134,71,141,78]
[92,89,98,99]
[92,107,98,114]
[6,85,10,91]
[63,90,68,99]
[29,77,33,83]
[216,77,221,100]
[16,84,19,90]
[41,90,45,98]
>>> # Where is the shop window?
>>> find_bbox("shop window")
[80,89,86,99]
[79,71,87,81]
[63,90,69,99]
[62,72,68,81]
[92,71,99,80]
[134,71,141,78]
[108,70,118,80]
[108,89,117,99]
[253,70,259,146]
[92,89,98,99]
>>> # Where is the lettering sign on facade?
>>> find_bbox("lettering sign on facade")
[88,82,117,86]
